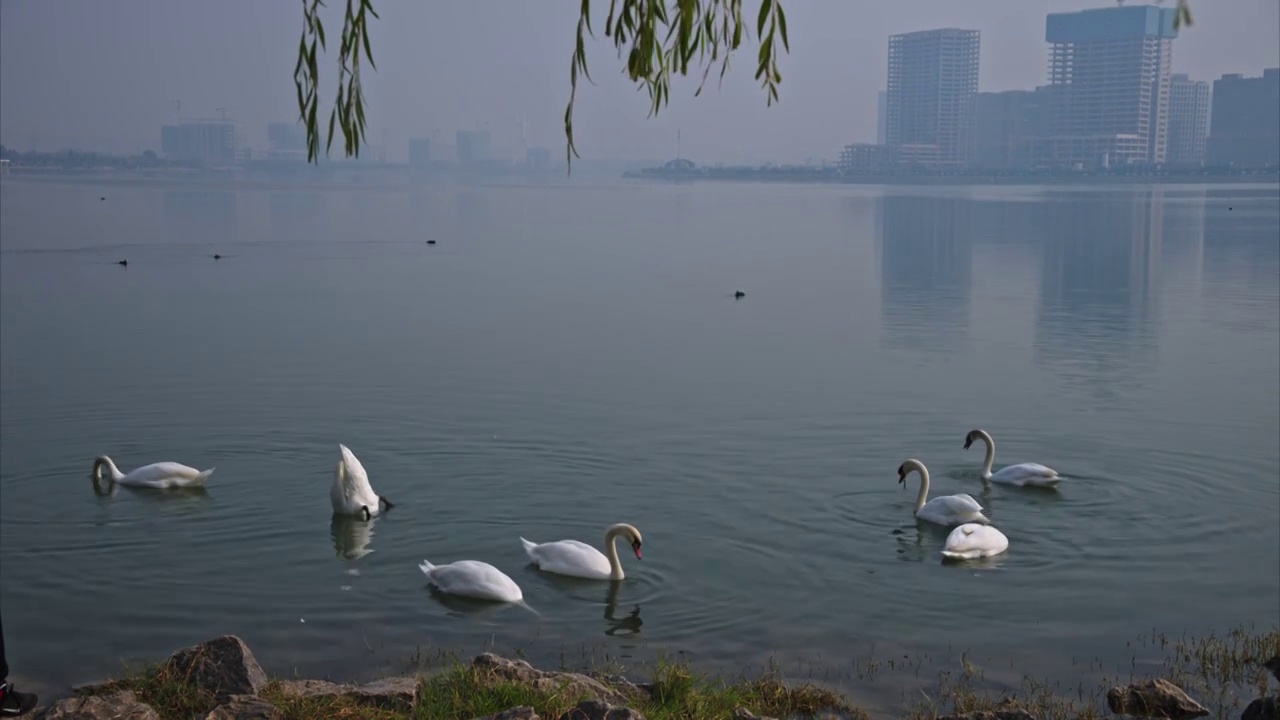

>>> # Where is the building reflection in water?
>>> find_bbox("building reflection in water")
[1201,187,1280,303]
[163,189,238,245]
[875,194,974,353]
[1034,190,1168,397]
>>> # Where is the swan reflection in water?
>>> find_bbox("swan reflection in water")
[330,515,377,561]
[603,580,642,637]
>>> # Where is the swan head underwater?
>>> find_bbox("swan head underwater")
[962,429,986,451]
[91,455,121,482]
[896,459,924,485]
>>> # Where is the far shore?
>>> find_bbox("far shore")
[2,166,1277,195]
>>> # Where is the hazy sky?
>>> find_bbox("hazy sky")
[2,1,1277,164]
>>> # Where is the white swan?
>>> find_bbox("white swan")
[91,456,214,489]
[942,522,1009,560]
[964,429,1061,487]
[331,444,394,520]
[897,459,989,526]
[521,523,643,580]
[418,559,523,602]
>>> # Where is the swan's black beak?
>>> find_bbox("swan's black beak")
[631,540,643,560]
[963,438,973,450]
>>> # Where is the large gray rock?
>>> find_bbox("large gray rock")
[556,699,646,720]
[472,654,626,704]
[937,710,1036,720]
[164,635,269,701]
[41,690,160,720]
[1265,655,1280,683]
[272,678,343,698]
[589,672,654,702]
[274,675,418,711]
[204,694,283,720]
[1106,678,1209,720]
[1242,695,1279,720]
[472,708,541,720]
[344,676,418,711]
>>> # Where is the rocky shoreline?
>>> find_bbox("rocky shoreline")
[29,634,1280,720]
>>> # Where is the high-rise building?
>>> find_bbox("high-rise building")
[1207,68,1280,168]
[885,28,980,166]
[267,122,307,160]
[973,88,1051,170]
[408,137,432,168]
[876,90,887,144]
[160,119,247,166]
[456,130,491,165]
[1034,5,1178,168]
[1166,74,1211,165]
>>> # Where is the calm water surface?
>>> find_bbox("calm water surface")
[1,178,1277,709]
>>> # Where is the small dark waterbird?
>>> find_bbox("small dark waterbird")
[117,260,128,267]
[426,240,437,245]
[734,290,745,299]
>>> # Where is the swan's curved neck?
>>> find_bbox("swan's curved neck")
[94,457,124,483]
[912,463,931,511]
[603,525,633,580]
[977,431,996,479]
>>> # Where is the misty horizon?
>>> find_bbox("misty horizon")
[2,0,1278,165]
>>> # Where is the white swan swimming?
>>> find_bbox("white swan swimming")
[91,456,214,489]
[942,522,1009,560]
[897,459,989,526]
[418,559,523,602]
[331,444,394,520]
[520,523,643,580]
[964,429,1061,487]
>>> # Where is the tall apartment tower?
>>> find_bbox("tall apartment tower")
[1039,5,1178,167]
[1166,74,1211,165]
[885,28,980,165]
[1207,69,1280,168]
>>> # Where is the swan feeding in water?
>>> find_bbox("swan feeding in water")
[941,522,1009,560]
[964,429,1061,487]
[897,459,989,526]
[418,559,524,602]
[91,456,214,489]
[521,523,643,580]
[330,444,394,520]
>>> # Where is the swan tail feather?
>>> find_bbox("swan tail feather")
[196,467,216,484]
[380,496,395,509]
[519,537,538,557]
[418,560,436,576]
[517,600,541,616]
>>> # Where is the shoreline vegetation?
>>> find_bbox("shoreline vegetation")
[37,626,1279,720]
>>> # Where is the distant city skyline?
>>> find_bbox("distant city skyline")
[1,1,1277,165]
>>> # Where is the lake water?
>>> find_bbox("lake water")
[1,177,1277,712]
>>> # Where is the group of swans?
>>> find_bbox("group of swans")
[92,445,644,604]
[420,524,644,603]
[897,428,1061,560]
[90,426,1051,596]
[340,445,643,604]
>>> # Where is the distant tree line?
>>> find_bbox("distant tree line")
[0,146,192,170]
